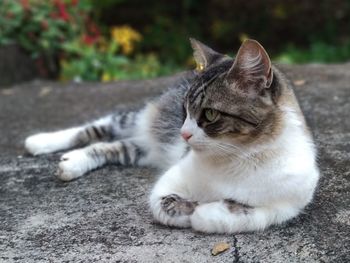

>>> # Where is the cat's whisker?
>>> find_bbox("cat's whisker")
[209,142,260,166]
[213,142,248,156]
[188,139,248,164]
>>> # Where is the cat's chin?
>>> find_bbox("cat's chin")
[187,143,206,153]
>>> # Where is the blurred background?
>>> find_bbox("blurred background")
[1,0,350,86]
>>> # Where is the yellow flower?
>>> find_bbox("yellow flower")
[111,25,142,55]
[101,72,111,82]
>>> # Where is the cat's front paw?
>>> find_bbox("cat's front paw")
[25,133,56,155]
[191,203,226,233]
[150,194,192,228]
[161,194,198,217]
[58,150,91,181]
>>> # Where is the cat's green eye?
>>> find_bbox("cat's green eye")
[204,109,219,122]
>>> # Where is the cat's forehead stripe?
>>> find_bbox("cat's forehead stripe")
[189,87,204,105]
[188,73,223,106]
[188,60,232,105]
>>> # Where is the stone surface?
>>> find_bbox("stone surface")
[0,65,349,262]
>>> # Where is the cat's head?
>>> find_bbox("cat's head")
[181,38,283,157]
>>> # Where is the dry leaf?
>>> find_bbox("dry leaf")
[39,86,52,97]
[211,242,230,256]
[293,79,306,86]
[2,89,15,95]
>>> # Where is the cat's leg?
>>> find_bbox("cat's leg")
[190,200,300,233]
[25,111,139,155]
[149,164,198,228]
[57,138,148,181]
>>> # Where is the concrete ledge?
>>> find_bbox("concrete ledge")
[0,65,349,262]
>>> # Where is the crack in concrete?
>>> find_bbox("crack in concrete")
[232,235,240,263]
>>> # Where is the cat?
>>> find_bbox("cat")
[25,39,319,233]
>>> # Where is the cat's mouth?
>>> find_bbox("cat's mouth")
[185,138,211,152]
[188,143,204,151]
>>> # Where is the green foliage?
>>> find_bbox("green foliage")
[0,0,174,82]
[141,12,201,65]
[0,0,90,58]
[60,39,124,81]
[60,38,176,81]
[98,0,350,66]
[276,42,350,64]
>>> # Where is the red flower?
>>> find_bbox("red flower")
[81,19,101,45]
[87,23,100,36]
[21,0,30,11]
[82,34,98,45]
[71,0,79,6]
[54,0,70,21]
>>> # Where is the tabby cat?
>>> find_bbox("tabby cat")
[25,39,319,233]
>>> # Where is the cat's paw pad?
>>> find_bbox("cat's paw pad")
[161,194,197,217]
[25,133,55,155]
[58,150,90,181]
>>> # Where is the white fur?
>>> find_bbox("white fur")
[25,127,83,155]
[58,149,97,181]
[25,116,114,156]
[134,105,187,170]
[150,106,319,233]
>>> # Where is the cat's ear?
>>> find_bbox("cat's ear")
[228,39,273,89]
[190,38,222,71]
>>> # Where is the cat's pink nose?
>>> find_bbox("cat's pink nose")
[181,131,193,141]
